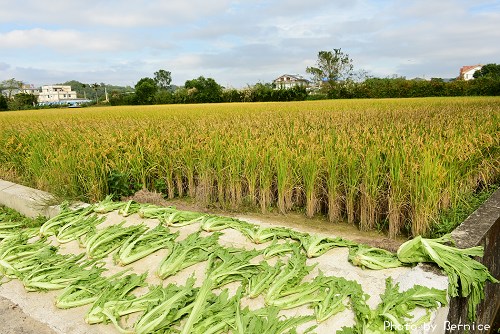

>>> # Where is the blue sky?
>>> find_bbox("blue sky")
[1,0,499,88]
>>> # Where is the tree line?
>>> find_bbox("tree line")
[1,51,500,111]
[110,55,500,106]
[110,76,309,106]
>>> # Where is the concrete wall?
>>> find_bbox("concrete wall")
[0,180,59,218]
[448,188,500,333]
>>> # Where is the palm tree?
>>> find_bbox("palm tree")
[91,83,99,103]
[81,84,87,99]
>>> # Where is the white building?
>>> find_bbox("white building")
[1,84,39,99]
[38,85,78,103]
[459,65,482,81]
[273,74,310,89]
[20,84,41,96]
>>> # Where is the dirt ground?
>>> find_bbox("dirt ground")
[0,296,56,334]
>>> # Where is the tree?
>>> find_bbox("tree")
[81,83,88,99]
[91,83,100,103]
[250,83,274,102]
[184,76,222,103]
[0,78,23,99]
[13,93,37,109]
[135,77,158,105]
[473,63,500,79]
[306,49,354,94]
[154,70,172,91]
[0,94,8,111]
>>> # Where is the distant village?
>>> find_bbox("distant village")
[5,85,96,107]
[0,64,487,108]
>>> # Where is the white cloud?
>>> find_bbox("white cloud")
[0,62,10,71]
[0,0,233,28]
[1,0,500,86]
[0,28,128,52]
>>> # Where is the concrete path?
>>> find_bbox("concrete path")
[0,179,450,334]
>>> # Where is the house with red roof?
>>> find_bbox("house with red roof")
[459,65,482,80]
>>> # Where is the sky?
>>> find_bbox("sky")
[1,0,499,88]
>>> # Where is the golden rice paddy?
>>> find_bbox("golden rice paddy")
[1,97,499,237]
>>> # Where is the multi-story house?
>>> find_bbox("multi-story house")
[38,85,78,103]
[273,74,310,89]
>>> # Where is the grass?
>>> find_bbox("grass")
[0,206,47,229]
[1,97,499,237]
[430,184,499,238]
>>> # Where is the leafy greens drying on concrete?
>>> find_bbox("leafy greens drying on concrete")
[397,233,499,321]
[348,244,404,270]
[85,222,147,259]
[156,231,221,279]
[0,199,497,333]
[338,277,448,333]
[113,224,178,266]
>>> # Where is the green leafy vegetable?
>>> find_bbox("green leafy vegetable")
[265,249,315,305]
[55,214,105,244]
[0,213,26,239]
[134,277,197,334]
[157,232,221,279]
[0,234,49,262]
[188,288,238,334]
[180,276,214,334]
[374,278,447,333]
[85,272,148,325]
[200,216,240,232]
[93,195,127,213]
[22,254,104,291]
[0,235,56,279]
[237,225,294,244]
[85,222,147,259]
[296,234,356,258]
[117,200,141,217]
[348,245,403,270]
[55,270,130,309]
[206,248,261,288]
[0,227,39,240]
[339,278,448,333]
[161,209,208,227]
[113,224,178,266]
[313,276,362,323]
[99,284,170,333]
[262,240,297,259]
[247,260,285,299]
[397,234,498,321]
[234,304,316,334]
[267,273,329,310]
[39,205,94,237]
[137,204,176,219]
[337,282,372,333]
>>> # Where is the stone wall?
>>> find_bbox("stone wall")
[448,188,500,333]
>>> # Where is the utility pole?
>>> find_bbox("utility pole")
[104,85,109,102]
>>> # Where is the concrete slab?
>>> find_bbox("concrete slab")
[0,182,57,219]
[0,179,16,191]
[0,295,57,334]
[0,179,450,334]
[0,280,110,334]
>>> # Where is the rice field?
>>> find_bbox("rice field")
[1,97,499,237]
